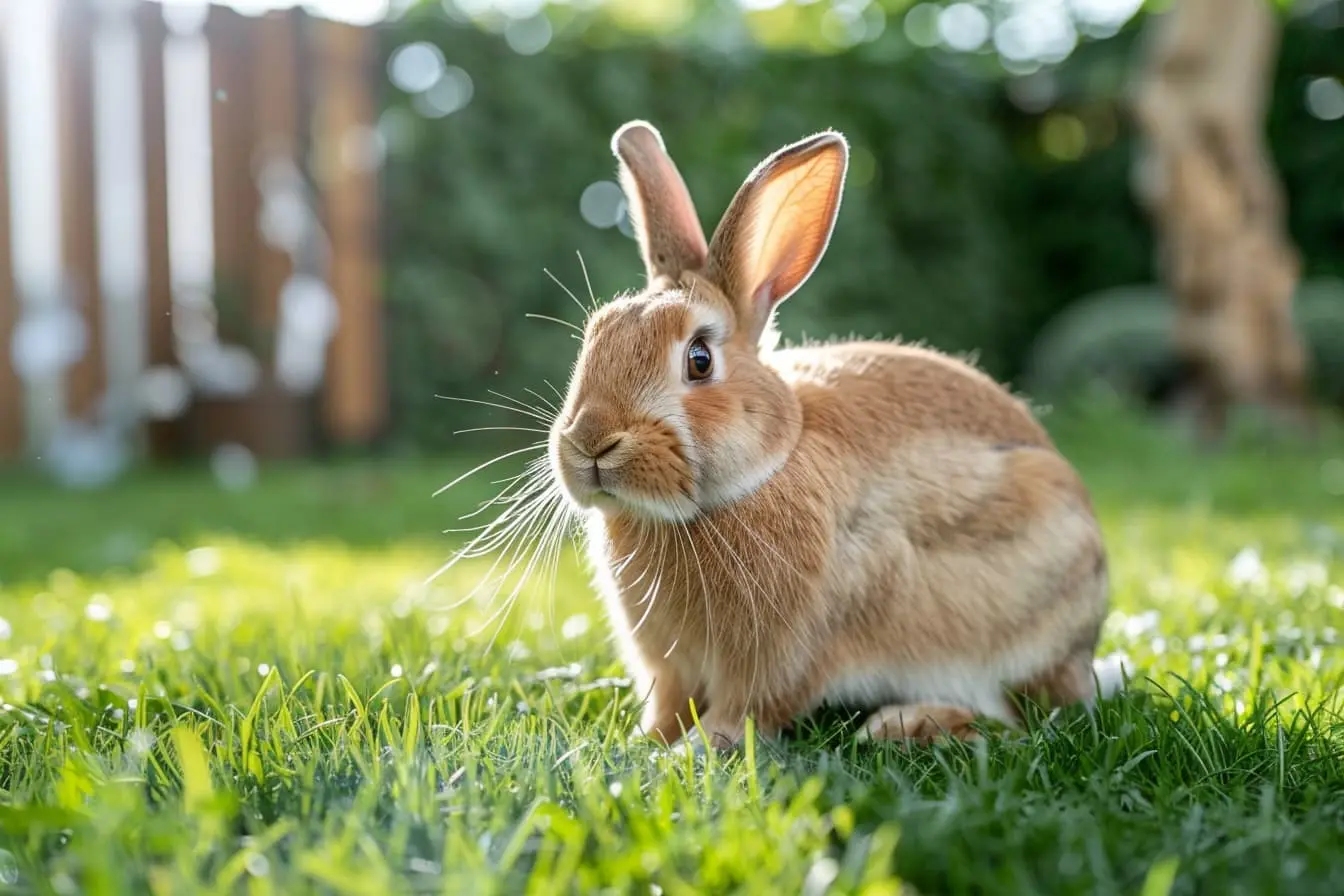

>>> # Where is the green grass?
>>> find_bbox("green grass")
[1,408,1342,895]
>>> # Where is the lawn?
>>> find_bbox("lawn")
[0,407,1342,895]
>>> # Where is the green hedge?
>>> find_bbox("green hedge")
[378,10,1344,450]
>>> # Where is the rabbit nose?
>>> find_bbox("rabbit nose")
[560,413,627,460]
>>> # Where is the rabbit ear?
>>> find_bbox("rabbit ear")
[611,121,709,284]
[705,130,848,343]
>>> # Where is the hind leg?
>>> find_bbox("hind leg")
[1010,649,1099,722]
[858,703,982,745]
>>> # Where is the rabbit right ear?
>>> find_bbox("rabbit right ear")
[611,121,709,284]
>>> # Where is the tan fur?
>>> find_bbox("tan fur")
[548,122,1110,749]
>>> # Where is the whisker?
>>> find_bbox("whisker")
[479,492,569,651]
[545,267,593,322]
[487,389,556,423]
[576,250,599,313]
[453,426,550,436]
[525,312,583,333]
[432,444,547,498]
[436,394,552,424]
[525,387,560,415]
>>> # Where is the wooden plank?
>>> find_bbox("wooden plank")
[137,0,180,459]
[57,0,104,421]
[205,5,257,347]
[251,8,300,336]
[314,19,386,445]
[0,16,21,460]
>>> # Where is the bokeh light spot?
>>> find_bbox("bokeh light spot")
[212,443,259,492]
[939,3,990,53]
[505,14,553,55]
[1040,113,1087,161]
[580,181,627,229]
[413,66,474,118]
[10,305,88,382]
[388,41,446,95]
[1305,77,1344,121]
[46,423,129,490]
[903,3,941,48]
[138,366,191,420]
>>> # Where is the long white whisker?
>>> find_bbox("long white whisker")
[576,250,598,313]
[525,312,582,333]
[486,389,556,423]
[524,387,560,415]
[478,492,568,651]
[545,267,594,321]
[436,394,552,424]
[457,484,562,610]
[432,444,546,498]
[453,426,549,436]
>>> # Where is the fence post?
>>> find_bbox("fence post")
[0,18,19,460]
[57,0,104,422]
[206,5,257,348]
[137,0,181,460]
[314,17,387,448]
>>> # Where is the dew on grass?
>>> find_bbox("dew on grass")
[85,595,114,622]
[153,621,172,639]
[0,659,17,676]
[245,853,271,878]
[409,858,441,876]
[127,728,156,756]
[391,664,404,677]
[561,613,590,640]
[0,618,11,641]
[534,663,581,682]
[119,659,135,674]
[186,547,222,578]
[1227,547,1267,588]
[1120,609,1160,640]
[258,663,271,676]
[171,632,191,652]
[0,851,17,887]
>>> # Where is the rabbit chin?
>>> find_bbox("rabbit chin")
[575,486,700,524]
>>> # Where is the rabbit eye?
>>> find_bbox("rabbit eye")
[686,337,713,381]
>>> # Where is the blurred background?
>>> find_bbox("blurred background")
[0,0,1340,489]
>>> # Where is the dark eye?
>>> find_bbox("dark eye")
[686,337,713,381]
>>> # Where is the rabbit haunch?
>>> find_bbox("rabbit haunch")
[547,120,1110,748]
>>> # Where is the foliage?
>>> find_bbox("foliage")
[379,7,1344,450]
[1022,278,1344,406]
[1,414,1343,892]
[995,11,1344,362]
[380,14,1023,449]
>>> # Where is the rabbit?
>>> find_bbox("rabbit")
[547,120,1110,750]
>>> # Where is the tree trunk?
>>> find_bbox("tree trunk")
[1127,0,1314,442]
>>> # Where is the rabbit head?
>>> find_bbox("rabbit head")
[550,121,849,524]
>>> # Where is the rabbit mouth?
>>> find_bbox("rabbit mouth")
[550,415,697,522]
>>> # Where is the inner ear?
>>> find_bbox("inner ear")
[705,131,849,343]
[611,121,709,285]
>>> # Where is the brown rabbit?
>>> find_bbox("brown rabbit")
[548,121,1110,749]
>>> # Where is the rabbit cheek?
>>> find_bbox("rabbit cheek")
[620,421,695,505]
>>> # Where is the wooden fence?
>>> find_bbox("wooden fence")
[0,0,386,463]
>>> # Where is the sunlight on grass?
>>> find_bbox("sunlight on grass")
[0,413,1341,893]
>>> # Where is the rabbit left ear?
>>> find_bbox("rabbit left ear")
[611,120,709,285]
[704,131,849,344]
